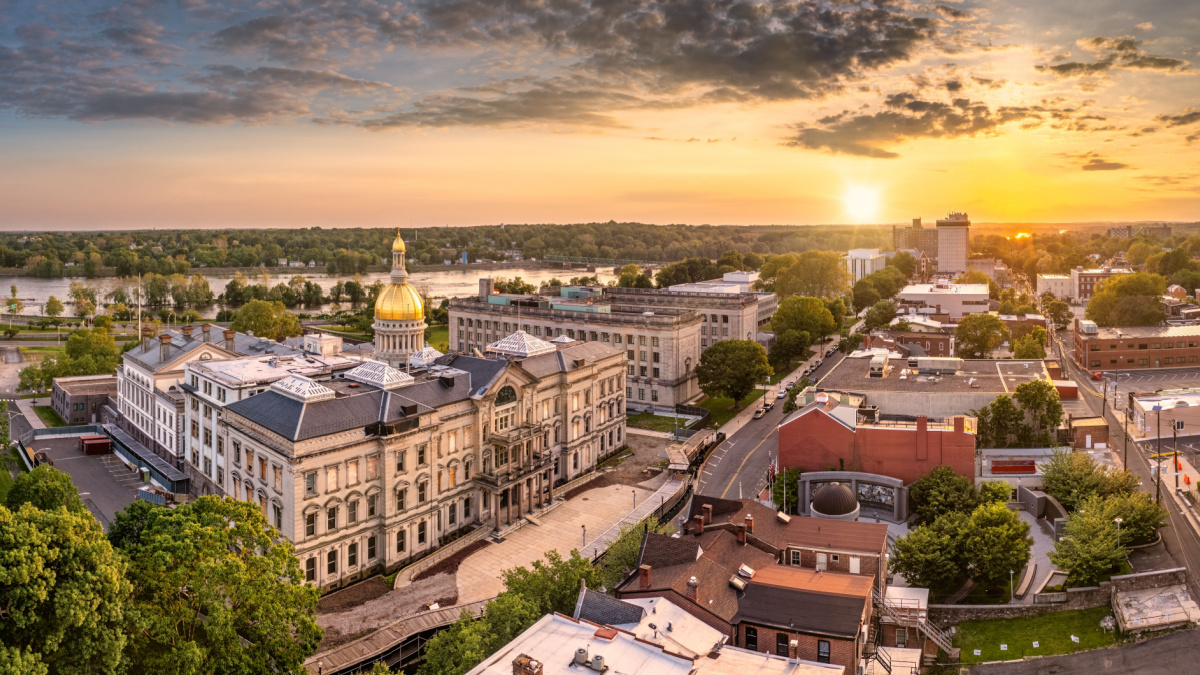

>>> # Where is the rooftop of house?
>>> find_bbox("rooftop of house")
[686,496,890,556]
[596,594,728,659]
[123,327,300,373]
[733,566,872,639]
[817,356,1049,394]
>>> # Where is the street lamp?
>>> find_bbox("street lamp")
[1153,405,1163,506]
[581,524,586,546]
[1009,569,1014,604]
[1114,517,1123,548]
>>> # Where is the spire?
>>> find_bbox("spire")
[391,228,409,285]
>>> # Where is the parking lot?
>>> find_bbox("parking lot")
[34,436,142,531]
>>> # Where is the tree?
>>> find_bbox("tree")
[1040,449,1137,512]
[1049,501,1126,587]
[775,250,848,299]
[743,251,764,271]
[1012,326,1046,359]
[1044,299,1071,329]
[824,297,847,329]
[600,516,673,590]
[0,503,129,675]
[863,300,897,331]
[1012,379,1062,447]
[978,480,1013,505]
[615,264,652,288]
[718,250,745,271]
[1085,272,1166,327]
[230,300,301,341]
[1156,248,1190,277]
[113,497,322,675]
[501,549,602,617]
[888,251,917,278]
[961,502,1032,587]
[955,313,1009,358]
[1089,491,1165,546]
[493,277,536,294]
[890,516,965,592]
[769,329,811,369]
[909,466,977,525]
[44,296,64,322]
[852,279,881,312]
[772,467,804,515]
[773,296,837,339]
[955,270,991,285]
[5,465,86,514]
[695,340,772,406]
[417,608,491,675]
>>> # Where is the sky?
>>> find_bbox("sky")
[1,0,1199,229]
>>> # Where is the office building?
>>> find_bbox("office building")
[1073,320,1200,372]
[449,276,778,411]
[1070,266,1134,301]
[896,280,989,320]
[1109,224,1173,239]
[935,212,970,273]
[891,218,939,261]
[51,374,117,426]
[1035,273,1072,300]
[844,249,887,283]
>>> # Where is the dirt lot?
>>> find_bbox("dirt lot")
[563,433,674,497]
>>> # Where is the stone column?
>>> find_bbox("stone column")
[505,487,512,525]
[494,491,501,531]
[547,470,555,502]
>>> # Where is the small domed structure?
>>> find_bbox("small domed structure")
[810,482,860,521]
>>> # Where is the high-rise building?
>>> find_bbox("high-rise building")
[936,212,970,274]
[844,248,887,282]
[892,218,939,261]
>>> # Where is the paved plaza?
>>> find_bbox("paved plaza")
[455,480,660,603]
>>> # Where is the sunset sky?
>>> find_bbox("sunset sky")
[1,0,1198,228]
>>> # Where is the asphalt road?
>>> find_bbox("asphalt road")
[971,627,1200,675]
[1053,332,1200,602]
[696,340,846,500]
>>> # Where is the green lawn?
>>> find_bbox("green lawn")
[955,606,1118,664]
[626,412,681,433]
[426,324,449,351]
[697,389,768,428]
[33,405,67,428]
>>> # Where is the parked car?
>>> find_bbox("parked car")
[1091,371,1104,381]
[814,359,823,367]
[786,381,795,390]
[753,408,766,419]
[762,401,774,412]
[826,347,836,356]
[776,390,787,399]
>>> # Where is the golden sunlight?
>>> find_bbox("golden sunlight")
[842,184,882,223]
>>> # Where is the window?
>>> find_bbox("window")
[651,390,659,402]
[367,454,379,479]
[639,335,647,346]
[233,441,241,464]
[396,449,406,472]
[259,457,267,481]
[418,521,427,544]
[652,367,660,378]
[368,494,377,517]
[397,529,406,553]
[817,640,830,663]
[217,437,224,456]
[305,472,317,496]
[306,512,316,537]
[398,487,407,511]
[327,550,337,575]
[745,627,758,651]
[418,481,427,503]
[348,499,359,524]
[640,366,647,377]
[273,465,282,491]
[464,497,472,519]
[417,444,427,466]
[347,543,358,567]
[790,550,801,565]
[326,465,338,490]
[776,633,789,657]
[615,334,622,344]
[347,460,359,485]
[217,467,224,484]
[832,554,840,562]
[652,352,659,363]
[640,350,647,362]
[638,388,645,401]
[306,557,315,582]
[652,337,659,347]
[202,428,210,446]
[448,502,457,526]
[273,503,282,529]
[367,535,377,560]
[327,506,338,531]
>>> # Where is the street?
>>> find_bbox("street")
[697,339,845,499]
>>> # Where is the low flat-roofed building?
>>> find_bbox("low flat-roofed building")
[1073,323,1200,372]
[52,373,118,425]
[897,281,989,320]
[1071,266,1134,301]
[1130,390,1200,441]
[816,353,1049,417]
[1036,273,1072,300]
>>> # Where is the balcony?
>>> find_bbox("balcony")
[489,422,544,448]
[473,452,553,489]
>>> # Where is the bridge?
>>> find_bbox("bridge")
[543,255,668,267]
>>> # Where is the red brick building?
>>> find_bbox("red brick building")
[863,331,952,357]
[777,398,976,485]
[1073,321,1200,371]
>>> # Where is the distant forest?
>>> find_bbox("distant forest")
[0,223,894,278]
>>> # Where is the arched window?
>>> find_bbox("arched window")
[495,385,517,406]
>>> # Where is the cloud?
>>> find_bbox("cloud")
[1035,35,1188,79]
[1135,22,1154,31]
[783,92,1060,158]
[1156,110,1200,127]
[934,4,974,21]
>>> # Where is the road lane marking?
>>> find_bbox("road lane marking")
[719,430,775,499]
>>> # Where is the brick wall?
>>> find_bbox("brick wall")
[877,623,937,656]
[787,547,881,585]
[735,622,859,669]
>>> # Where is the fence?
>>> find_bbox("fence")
[392,524,492,588]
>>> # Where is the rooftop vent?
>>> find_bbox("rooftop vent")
[729,576,747,592]
[737,564,756,578]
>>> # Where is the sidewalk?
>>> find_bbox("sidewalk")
[717,337,838,440]
[15,398,45,430]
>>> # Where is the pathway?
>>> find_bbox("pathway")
[15,398,44,430]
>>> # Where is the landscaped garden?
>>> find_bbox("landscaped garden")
[954,606,1118,664]
[625,412,682,433]
[696,389,767,428]
[32,406,66,428]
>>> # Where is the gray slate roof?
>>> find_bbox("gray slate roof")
[123,328,299,373]
[573,586,645,626]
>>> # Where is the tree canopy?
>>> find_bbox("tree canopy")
[775,250,848,299]
[695,340,772,406]
[774,296,837,339]
[1085,272,1167,327]
[229,299,302,341]
[863,300,897,331]
[955,313,1010,358]
[5,465,86,514]
[1040,449,1139,512]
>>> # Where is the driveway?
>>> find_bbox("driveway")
[970,628,1200,674]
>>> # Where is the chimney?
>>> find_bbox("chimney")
[702,503,713,525]
[744,514,754,534]
[159,333,172,362]
[201,323,213,343]
[685,576,699,602]
[736,524,747,545]
[512,654,543,675]
[141,326,152,352]
[788,639,799,661]
[954,415,965,433]
[181,324,193,339]
[692,515,704,535]
[862,333,870,349]
[638,564,652,590]
[224,329,236,352]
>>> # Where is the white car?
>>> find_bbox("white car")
[776,390,787,399]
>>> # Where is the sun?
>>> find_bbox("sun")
[843,185,882,223]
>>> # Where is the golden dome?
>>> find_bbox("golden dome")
[375,282,424,321]
[391,229,406,252]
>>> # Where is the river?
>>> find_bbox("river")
[2,267,614,315]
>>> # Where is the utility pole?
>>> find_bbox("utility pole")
[1124,392,1132,470]
[1175,423,1180,493]
[1102,379,1108,417]
[1156,407,1163,506]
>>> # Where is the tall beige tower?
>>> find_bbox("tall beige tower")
[373,229,426,368]
[936,212,970,274]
